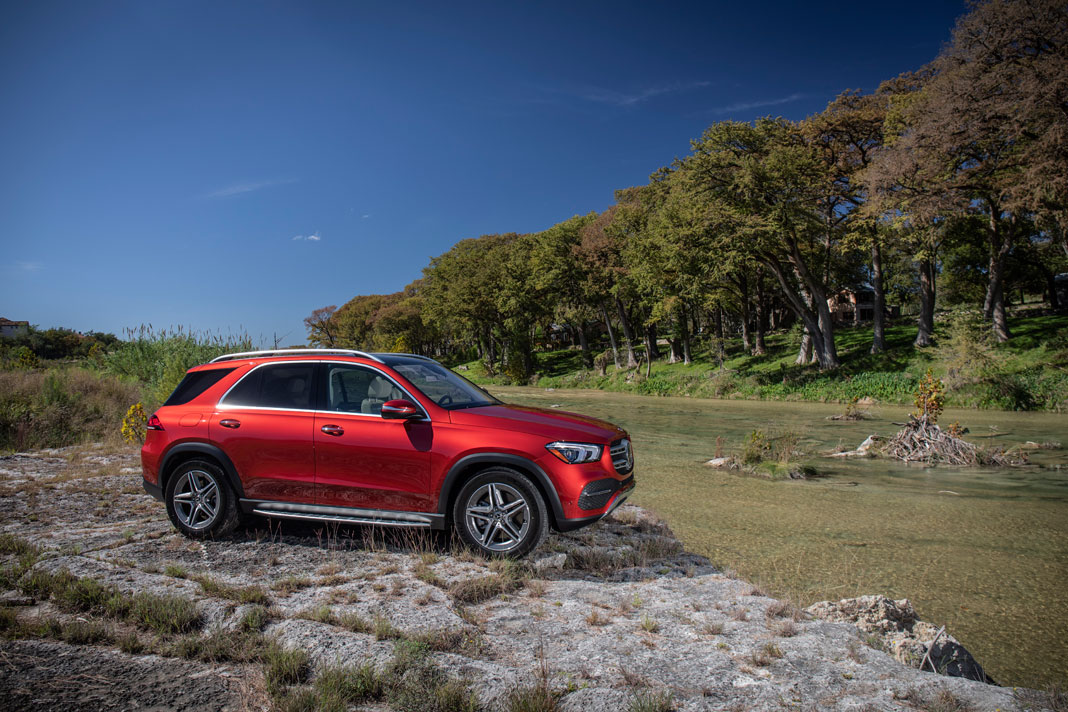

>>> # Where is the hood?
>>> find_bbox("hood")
[448,404,626,443]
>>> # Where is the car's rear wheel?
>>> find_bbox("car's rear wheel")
[165,459,239,539]
[452,467,548,557]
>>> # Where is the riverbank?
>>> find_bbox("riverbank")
[459,314,1068,412]
[0,444,1043,711]
[488,386,1068,689]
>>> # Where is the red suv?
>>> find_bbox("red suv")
[141,349,634,556]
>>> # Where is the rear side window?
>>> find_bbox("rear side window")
[163,368,236,406]
[221,363,315,410]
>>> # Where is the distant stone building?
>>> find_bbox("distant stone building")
[0,318,29,339]
[827,288,899,325]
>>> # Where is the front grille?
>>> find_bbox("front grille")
[610,438,633,474]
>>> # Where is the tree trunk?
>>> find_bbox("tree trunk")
[796,328,813,365]
[644,323,659,362]
[914,257,936,347]
[614,296,639,367]
[600,302,621,369]
[738,273,751,352]
[761,254,825,366]
[982,208,1013,342]
[518,330,534,380]
[1042,265,1060,310]
[576,320,593,368]
[990,276,1010,343]
[668,339,682,363]
[871,239,886,354]
[483,326,497,375]
[753,270,767,355]
[679,304,693,365]
[782,235,840,369]
[814,299,840,368]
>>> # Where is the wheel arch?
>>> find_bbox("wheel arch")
[159,442,245,500]
[438,453,564,529]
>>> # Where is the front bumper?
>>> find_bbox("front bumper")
[554,478,635,532]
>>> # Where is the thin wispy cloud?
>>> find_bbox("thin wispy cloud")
[361,214,370,219]
[204,178,298,199]
[574,80,711,107]
[292,233,321,242]
[707,92,805,115]
[17,261,43,272]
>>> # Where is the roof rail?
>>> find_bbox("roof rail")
[372,352,437,362]
[209,349,384,364]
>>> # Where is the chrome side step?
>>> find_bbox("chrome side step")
[242,499,443,529]
[252,509,432,528]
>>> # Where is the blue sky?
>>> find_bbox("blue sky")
[1,0,966,345]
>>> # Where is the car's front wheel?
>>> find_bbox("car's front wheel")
[164,459,240,539]
[452,467,548,557]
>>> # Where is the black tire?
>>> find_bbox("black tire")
[451,466,548,558]
[164,459,240,539]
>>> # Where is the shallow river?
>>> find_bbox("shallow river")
[491,386,1068,688]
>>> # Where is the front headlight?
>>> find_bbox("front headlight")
[545,441,603,464]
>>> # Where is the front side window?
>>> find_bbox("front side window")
[221,363,315,410]
[323,364,415,415]
[389,359,499,410]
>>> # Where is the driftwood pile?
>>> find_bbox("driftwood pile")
[883,416,1015,466]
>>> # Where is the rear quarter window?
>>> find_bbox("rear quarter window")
[220,363,316,410]
[163,368,236,406]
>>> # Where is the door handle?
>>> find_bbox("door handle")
[321,424,344,436]
[219,419,241,429]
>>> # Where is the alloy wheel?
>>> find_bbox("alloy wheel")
[463,482,531,552]
[171,469,221,530]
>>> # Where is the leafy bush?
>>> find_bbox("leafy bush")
[101,325,252,406]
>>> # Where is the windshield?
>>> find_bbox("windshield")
[390,360,501,410]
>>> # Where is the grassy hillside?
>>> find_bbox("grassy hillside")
[458,314,1068,411]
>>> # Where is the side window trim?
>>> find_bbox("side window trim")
[215,360,431,422]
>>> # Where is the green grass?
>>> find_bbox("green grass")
[192,574,270,605]
[16,568,201,635]
[627,690,675,712]
[458,314,1068,411]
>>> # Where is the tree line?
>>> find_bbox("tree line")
[306,0,1067,380]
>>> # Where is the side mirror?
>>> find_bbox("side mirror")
[381,399,421,420]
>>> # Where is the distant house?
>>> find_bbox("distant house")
[0,318,29,339]
[827,288,899,324]
[1056,273,1068,308]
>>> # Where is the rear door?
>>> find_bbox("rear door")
[210,361,317,503]
[313,363,433,512]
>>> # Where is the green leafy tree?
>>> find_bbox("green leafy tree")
[681,118,843,369]
[866,0,1068,342]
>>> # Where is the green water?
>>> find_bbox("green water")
[492,386,1068,688]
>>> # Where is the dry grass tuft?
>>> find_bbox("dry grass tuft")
[586,608,611,627]
[748,642,784,667]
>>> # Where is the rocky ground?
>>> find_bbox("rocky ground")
[0,445,1054,711]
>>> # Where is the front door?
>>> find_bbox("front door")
[313,363,432,512]
[211,361,317,503]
